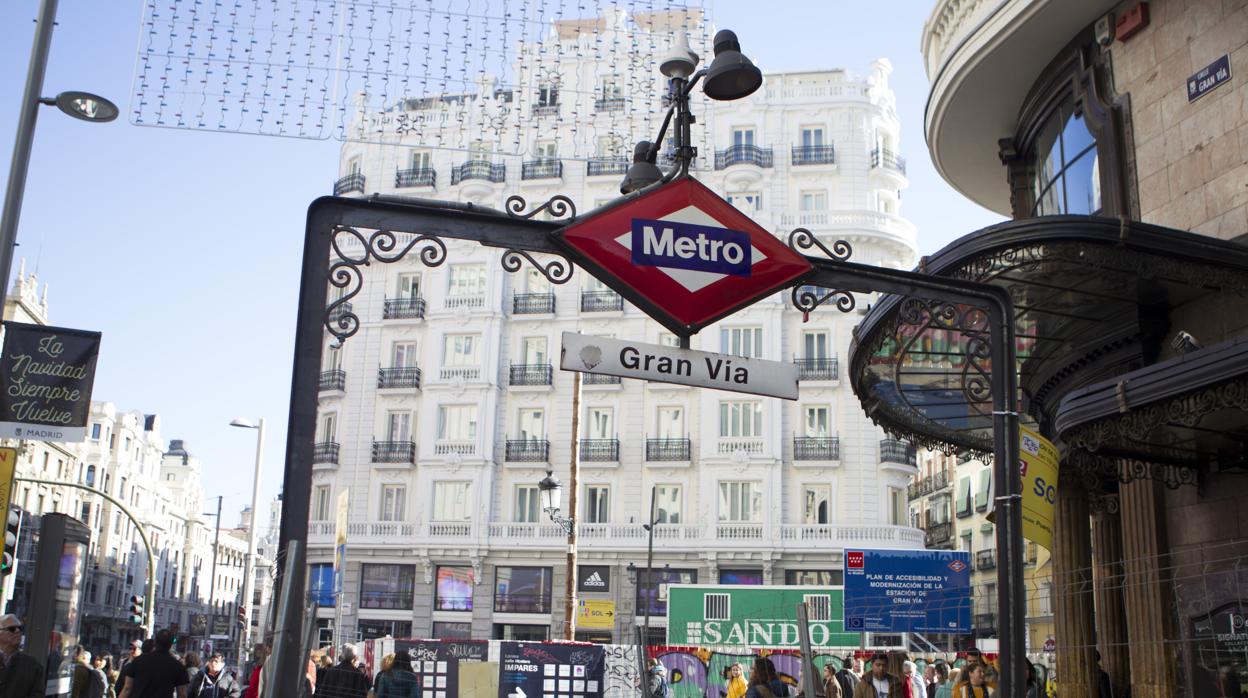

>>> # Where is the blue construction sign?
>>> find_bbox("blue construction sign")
[843,548,972,633]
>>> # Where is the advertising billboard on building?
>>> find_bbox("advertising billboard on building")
[666,585,857,649]
[0,323,101,442]
[843,549,971,633]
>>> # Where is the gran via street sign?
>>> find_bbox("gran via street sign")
[666,585,858,649]
[554,177,812,335]
[559,332,799,399]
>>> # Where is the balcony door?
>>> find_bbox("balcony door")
[392,342,418,368]
[319,413,337,442]
[732,127,755,147]
[409,150,431,171]
[518,408,545,442]
[801,127,824,148]
[803,485,830,524]
[656,407,684,439]
[397,273,421,299]
[522,337,547,365]
[324,344,342,371]
[803,406,830,437]
[387,411,412,442]
[803,331,829,360]
[587,408,613,440]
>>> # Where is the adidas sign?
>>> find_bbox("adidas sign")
[583,571,606,587]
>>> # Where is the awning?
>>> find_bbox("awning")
[848,215,1248,457]
[1055,335,1248,489]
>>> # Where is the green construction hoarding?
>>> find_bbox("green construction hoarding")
[666,585,859,649]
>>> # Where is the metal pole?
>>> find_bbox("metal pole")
[564,371,581,640]
[641,484,657,690]
[262,541,303,698]
[207,495,223,643]
[796,603,818,698]
[989,300,1024,698]
[241,419,266,667]
[0,0,58,310]
[14,476,157,636]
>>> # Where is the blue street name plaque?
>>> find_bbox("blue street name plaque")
[1187,55,1231,103]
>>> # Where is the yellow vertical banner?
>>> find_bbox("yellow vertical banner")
[1019,426,1059,550]
[0,448,15,512]
[333,489,349,593]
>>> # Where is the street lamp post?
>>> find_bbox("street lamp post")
[0,0,117,311]
[538,458,577,641]
[230,417,266,669]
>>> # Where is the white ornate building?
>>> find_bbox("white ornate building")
[308,9,926,646]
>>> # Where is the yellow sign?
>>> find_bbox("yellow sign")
[1019,426,1059,550]
[0,448,15,512]
[576,599,616,629]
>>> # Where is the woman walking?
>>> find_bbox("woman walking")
[374,650,420,698]
[725,663,748,698]
[952,663,994,698]
[745,657,791,697]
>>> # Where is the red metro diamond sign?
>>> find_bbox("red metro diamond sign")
[555,177,812,334]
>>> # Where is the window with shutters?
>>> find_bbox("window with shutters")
[804,594,832,621]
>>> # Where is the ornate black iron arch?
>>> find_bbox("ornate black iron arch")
[268,188,1028,698]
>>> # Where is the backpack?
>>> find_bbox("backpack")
[651,673,671,698]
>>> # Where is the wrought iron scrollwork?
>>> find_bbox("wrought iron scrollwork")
[500,248,575,285]
[787,227,852,262]
[505,194,576,221]
[326,226,448,344]
[893,298,995,418]
[791,285,856,314]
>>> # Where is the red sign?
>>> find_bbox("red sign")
[846,551,865,569]
[555,178,812,333]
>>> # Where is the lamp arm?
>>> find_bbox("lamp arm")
[647,105,677,161]
[680,69,708,98]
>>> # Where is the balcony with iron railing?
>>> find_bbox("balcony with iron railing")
[795,357,838,381]
[318,369,346,392]
[581,290,623,312]
[395,167,435,188]
[327,301,353,324]
[594,97,626,112]
[909,471,950,500]
[521,159,563,180]
[312,441,340,465]
[717,437,764,455]
[646,437,691,461]
[579,438,619,462]
[586,157,629,176]
[714,144,773,169]
[582,373,622,385]
[377,366,422,390]
[880,438,917,466]
[976,549,996,570]
[509,363,553,386]
[793,436,840,461]
[974,612,997,634]
[451,160,505,185]
[512,292,555,315]
[371,440,415,464]
[924,521,954,547]
[382,297,426,320]
[791,145,836,166]
[871,148,907,175]
[505,439,549,462]
[530,103,560,117]
[333,173,365,195]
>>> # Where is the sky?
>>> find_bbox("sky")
[0,0,1003,523]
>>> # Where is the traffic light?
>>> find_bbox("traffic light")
[237,605,247,628]
[127,594,144,625]
[1,509,19,576]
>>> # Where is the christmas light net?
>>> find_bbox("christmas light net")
[132,0,714,160]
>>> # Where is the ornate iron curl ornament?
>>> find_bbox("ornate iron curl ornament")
[894,298,995,420]
[325,226,448,345]
[505,194,577,221]
[500,248,575,285]
[787,228,856,314]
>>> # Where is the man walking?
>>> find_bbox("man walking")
[836,657,858,698]
[117,641,141,674]
[188,653,241,698]
[853,653,903,698]
[118,630,189,698]
[0,614,42,698]
[315,644,369,698]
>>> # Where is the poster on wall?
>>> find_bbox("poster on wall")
[498,641,605,698]
[843,549,971,633]
[0,322,100,442]
[392,639,488,698]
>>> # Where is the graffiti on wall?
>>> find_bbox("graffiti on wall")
[601,645,851,698]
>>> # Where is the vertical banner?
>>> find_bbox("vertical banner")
[0,448,16,512]
[333,489,349,594]
[394,639,488,698]
[498,641,606,698]
[1018,426,1059,550]
[0,323,101,442]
